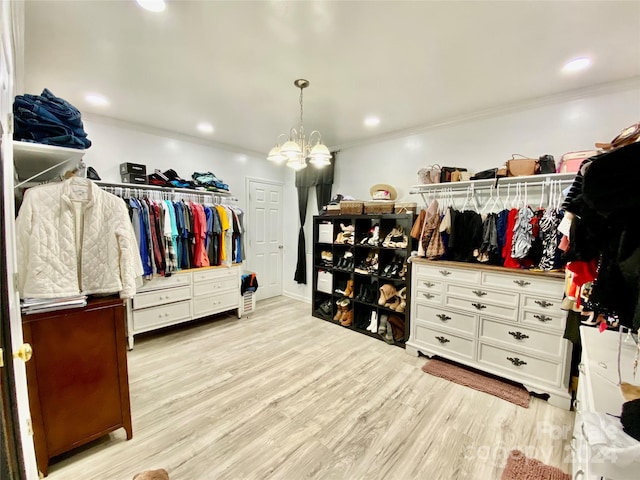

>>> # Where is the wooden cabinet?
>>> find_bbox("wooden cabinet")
[22,297,132,476]
[408,259,572,409]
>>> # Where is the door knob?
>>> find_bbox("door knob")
[13,343,33,363]
[278,245,284,249]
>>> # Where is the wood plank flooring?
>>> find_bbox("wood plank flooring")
[45,296,574,480]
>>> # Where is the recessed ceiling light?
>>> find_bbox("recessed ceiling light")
[364,116,380,127]
[85,93,109,107]
[197,122,214,134]
[562,57,592,73]
[136,0,166,13]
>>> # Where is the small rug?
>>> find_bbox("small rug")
[501,450,570,480]
[421,359,530,408]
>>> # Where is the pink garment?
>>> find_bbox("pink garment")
[191,203,210,267]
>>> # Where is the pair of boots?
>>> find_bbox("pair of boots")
[378,314,405,343]
[354,284,376,304]
[378,285,407,313]
[333,298,353,326]
[334,279,354,298]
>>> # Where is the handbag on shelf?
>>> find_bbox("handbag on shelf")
[557,150,598,173]
[506,154,539,177]
[537,154,556,174]
[440,166,467,183]
[470,168,500,180]
[417,164,441,184]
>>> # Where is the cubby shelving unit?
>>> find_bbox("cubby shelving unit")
[312,213,416,348]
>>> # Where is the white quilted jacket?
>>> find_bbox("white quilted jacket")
[16,178,143,299]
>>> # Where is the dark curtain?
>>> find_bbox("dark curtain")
[293,152,337,284]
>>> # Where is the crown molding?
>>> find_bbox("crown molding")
[82,112,266,159]
[329,76,640,151]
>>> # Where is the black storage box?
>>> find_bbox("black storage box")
[121,173,148,184]
[119,162,147,176]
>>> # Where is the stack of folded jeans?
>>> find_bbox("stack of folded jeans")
[13,88,91,149]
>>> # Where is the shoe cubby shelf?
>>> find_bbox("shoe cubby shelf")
[312,214,416,348]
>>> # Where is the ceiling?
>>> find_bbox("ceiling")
[23,1,640,156]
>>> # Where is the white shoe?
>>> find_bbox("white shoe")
[367,310,378,332]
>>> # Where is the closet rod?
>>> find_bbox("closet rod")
[409,178,574,195]
[95,181,234,198]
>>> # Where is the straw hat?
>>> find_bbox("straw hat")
[369,184,397,201]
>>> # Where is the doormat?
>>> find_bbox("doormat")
[501,450,570,480]
[421,358,530,408]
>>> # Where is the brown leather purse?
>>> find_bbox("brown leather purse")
[506,154,539,177]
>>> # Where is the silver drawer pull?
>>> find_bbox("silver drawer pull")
[513,280,531,287]
[574,470,584,480]
[423,281,435,288]
[435,336,450,344]
[570,435,577,453]
[578,363,585,374]
[439,270,451,277]
[508,331,529,341]
[573,399,581,411]
[507,357,527,367]
[534,314,552,323]
[472,290,487,297]
[423,293,435,300]
[436,313,451,322]
[472,302,486,310]
[535,300,553,308]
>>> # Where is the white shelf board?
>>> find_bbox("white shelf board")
[409,172,576,194]
[13,141,86,182]
[95,181,235,199]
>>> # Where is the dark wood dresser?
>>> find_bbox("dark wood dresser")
[22,296,132,476]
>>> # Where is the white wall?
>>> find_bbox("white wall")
[281,85,640,302]
[81,117,285,209]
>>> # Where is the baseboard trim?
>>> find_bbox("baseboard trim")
[282,291,312,304]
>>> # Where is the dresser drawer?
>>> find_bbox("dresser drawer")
[414,277,444,293]
[192,293,239,318]
[446,284,518,307]
[414,264,481,284]
[445,295,517,321]
[193,277,237,297]
[132,300,192,331]
[137,272,191,292]
[414,303,477,336]
[478,343,562,385]
[520,294,563,313]
[192,266,239,283]
[414,324,475,360]
[481,272,563,298]
[521,309,566,331]
[414,290,443,306]
[133,285,192,310]
[479,318,564,358]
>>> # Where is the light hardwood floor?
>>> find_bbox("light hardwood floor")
[46,296,574,480]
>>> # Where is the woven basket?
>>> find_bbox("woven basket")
[364,201,394,214]
[340,201,364,215]
[394,202,417,214]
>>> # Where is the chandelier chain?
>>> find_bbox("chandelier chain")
[299,87,304,129]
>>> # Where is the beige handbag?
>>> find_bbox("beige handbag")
[506,154,539,177]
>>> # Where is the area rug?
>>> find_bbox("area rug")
[421,359,530,408]
[501,450,570,480]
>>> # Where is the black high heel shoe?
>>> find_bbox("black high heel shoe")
[381,263,393,277]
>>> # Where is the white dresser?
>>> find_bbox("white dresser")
[573,327,640,480]
[408,259,572,409]
[127,264,241,348]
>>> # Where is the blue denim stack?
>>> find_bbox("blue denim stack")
[13,88,91,149]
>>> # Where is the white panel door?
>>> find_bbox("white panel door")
[1,0,38,477]
[247,179,283,300]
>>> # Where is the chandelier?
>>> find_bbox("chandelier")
[267,79,331,171]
